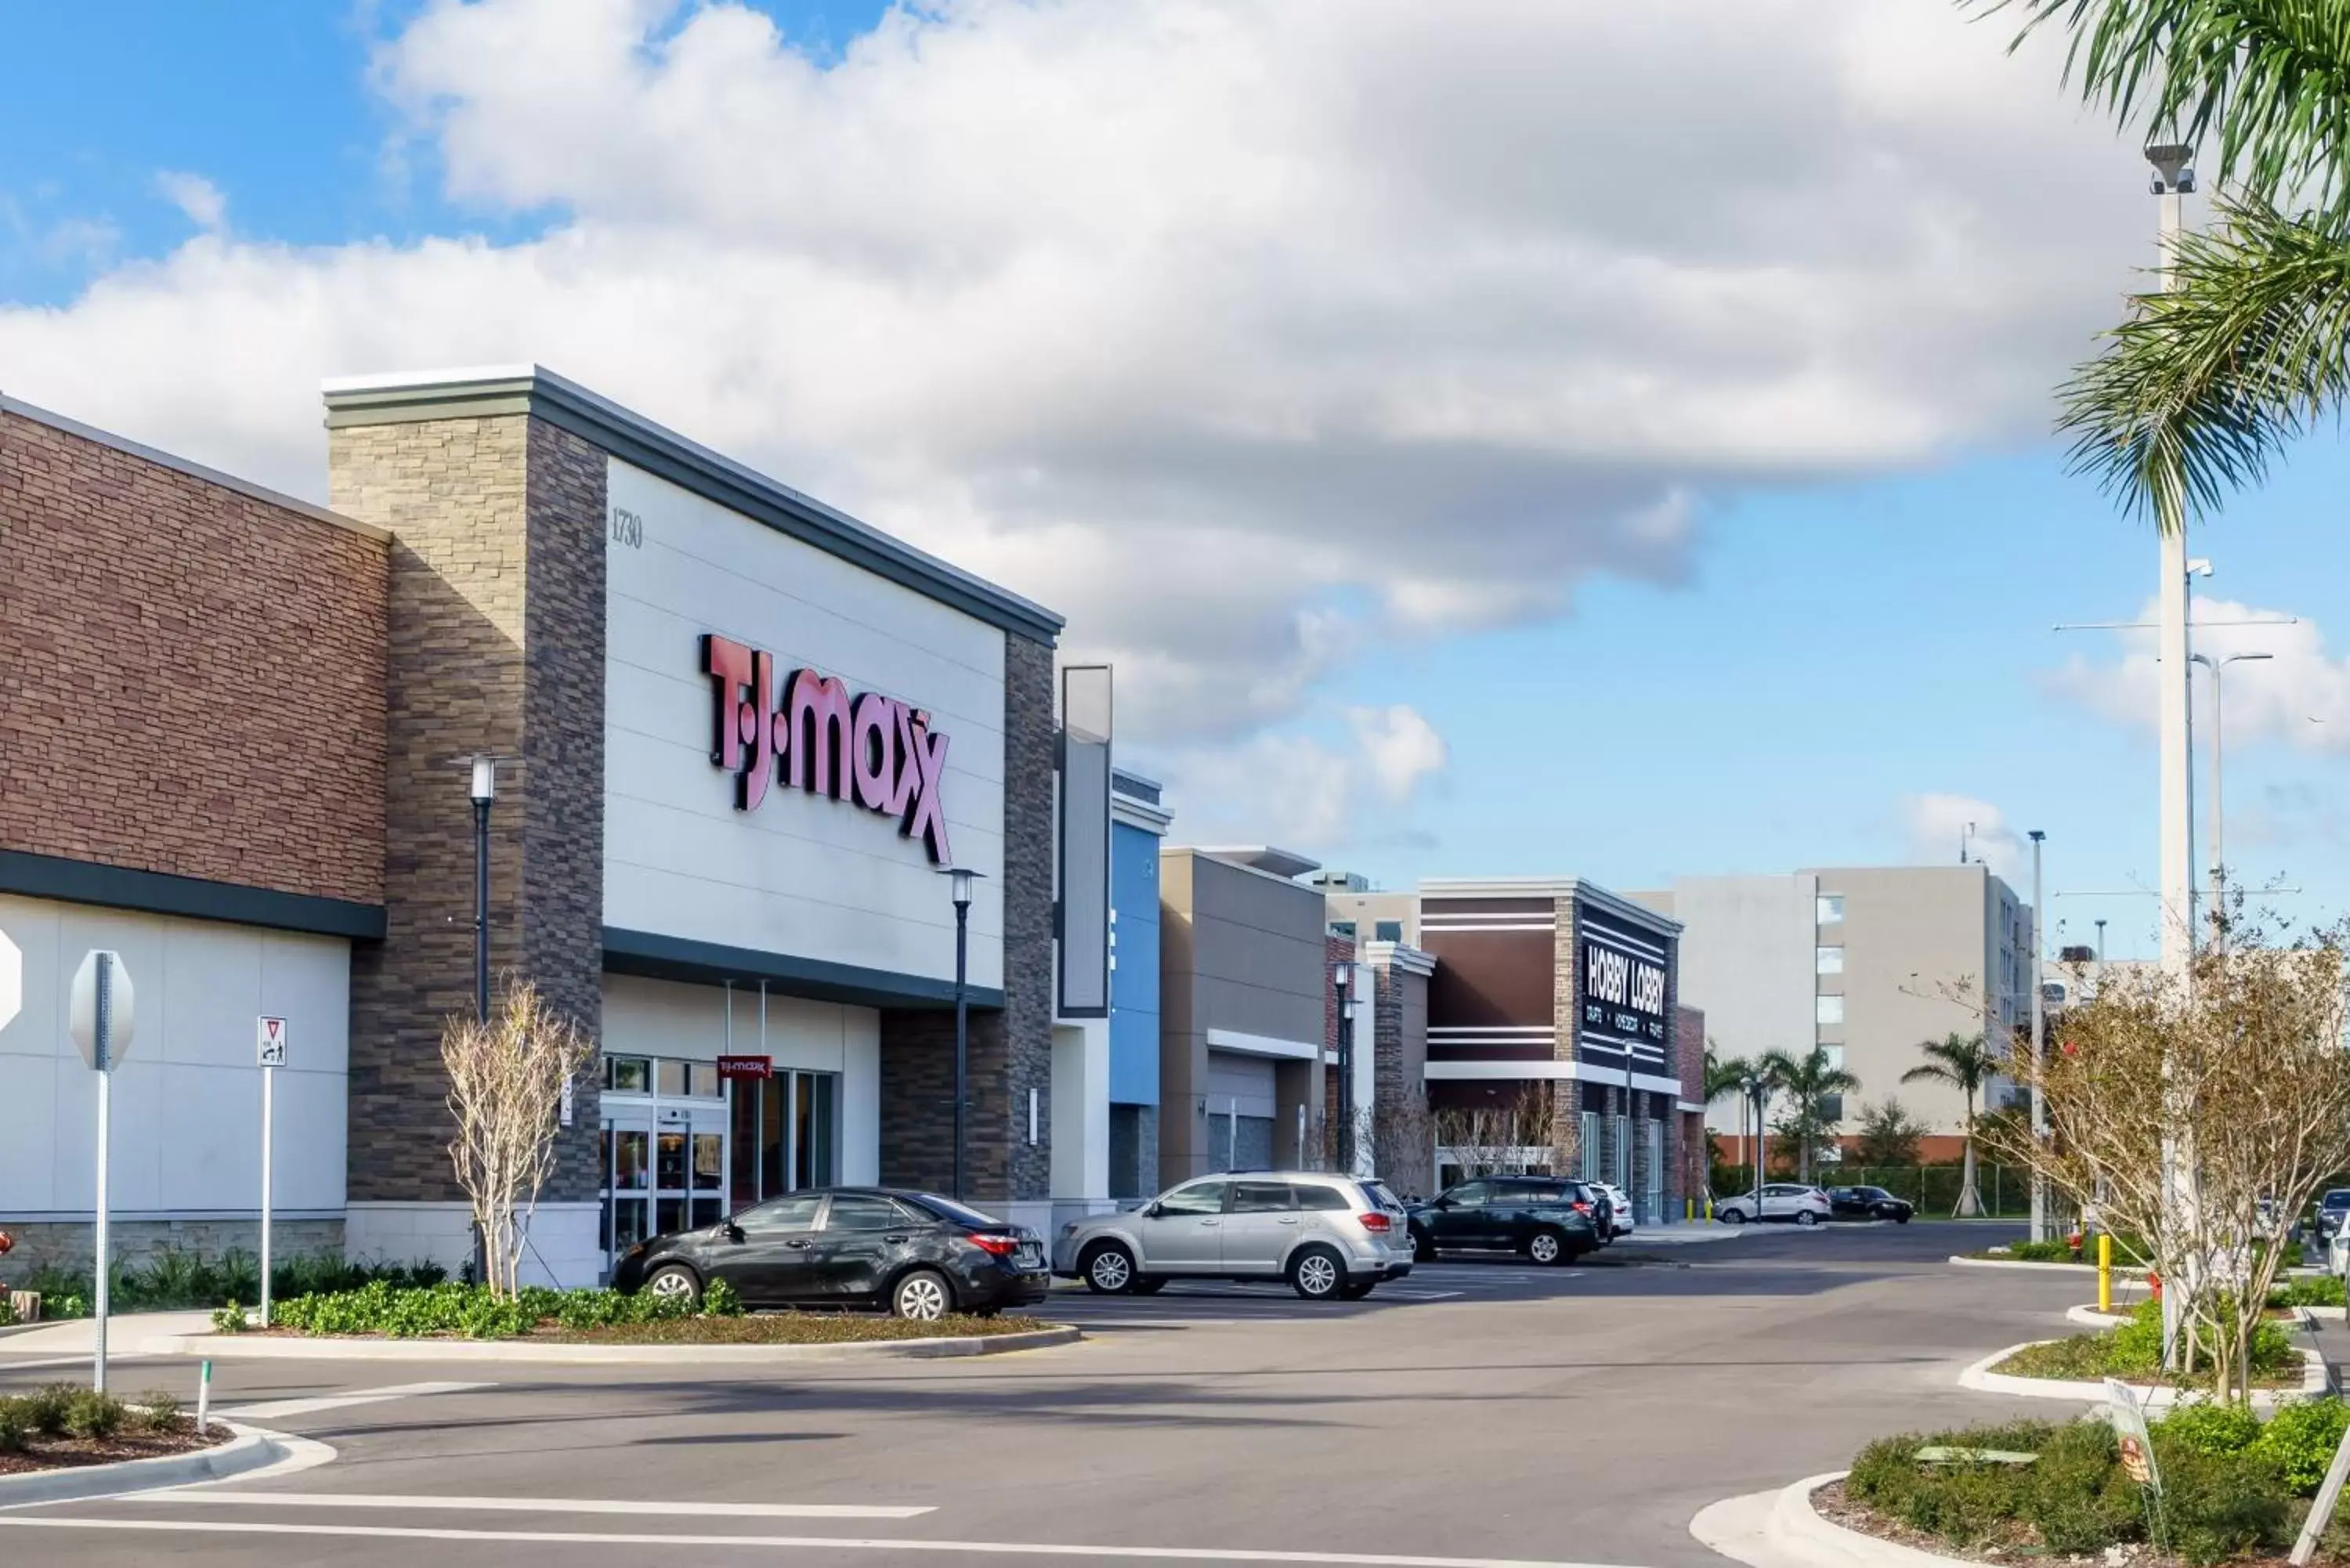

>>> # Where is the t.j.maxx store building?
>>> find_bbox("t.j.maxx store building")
[0,368,1124,1284]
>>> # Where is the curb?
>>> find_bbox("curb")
[2311,1305,2348,1322]
[1691,1471,1991,1568]
[1946,1255,2145,1276]
[0,1422,286,1508]
[150,1324,1084,1364]
[1956,1340,2329,1408]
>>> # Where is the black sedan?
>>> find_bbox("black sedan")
[1824,1184,1914,1223]
[612,1187,1050,1320]
[1407,1176,1603,1265]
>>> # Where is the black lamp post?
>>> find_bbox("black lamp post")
[943,866,979,1199]
[1332,961,1355,1172]
[469,756,497,1024]
[1741,1074,1764,1197]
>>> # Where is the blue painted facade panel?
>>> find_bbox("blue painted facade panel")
[1108,820,1162,1105]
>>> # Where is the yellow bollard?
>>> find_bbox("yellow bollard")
[2098,1233,2113,1313]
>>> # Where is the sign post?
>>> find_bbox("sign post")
[256,1017,287,1327]
[69,951,135,1393]
[0,925,20,1035]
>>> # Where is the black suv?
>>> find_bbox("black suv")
[1408,1176,1602,1265]
[1824,1184,1914,1223]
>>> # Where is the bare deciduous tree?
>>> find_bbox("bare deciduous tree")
[1982,919,2350,1404]
[1433,1085,1555,1183]
[442,980,596,1299]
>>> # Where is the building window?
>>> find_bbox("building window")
[1821,1045,1845,1071]
[1374,919,1404,943]
[1816,945,1844,975]
[1329,920,1358,939]
[1816,894,1845,924]
[1816,994,1845,1026]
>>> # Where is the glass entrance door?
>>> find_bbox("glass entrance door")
[600,1053,728,1271]
[727,1071,842,1209]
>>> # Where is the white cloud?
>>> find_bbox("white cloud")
[2044,598,2350,755]
[1,0,2150,755]
[1154,703,1449,851]
[154,172,227,232]
[1902,792,2025,881]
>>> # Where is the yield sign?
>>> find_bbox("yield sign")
[0,927,18,1034]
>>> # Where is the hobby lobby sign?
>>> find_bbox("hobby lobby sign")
[700,634,953,864]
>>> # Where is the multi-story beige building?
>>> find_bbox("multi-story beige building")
[1632,865,2032,1158]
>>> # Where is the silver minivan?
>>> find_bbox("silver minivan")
[1054,1172,1415,1301]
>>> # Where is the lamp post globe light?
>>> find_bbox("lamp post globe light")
[943,866,980,1201]
[468,757,497,1025]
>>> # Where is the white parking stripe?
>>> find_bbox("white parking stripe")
[134,1493,934,1520]
[219,1381,494,1420]
[0,1515,1645,1566]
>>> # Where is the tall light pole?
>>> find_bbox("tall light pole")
[1332,963,1356,1173]
[2027,830,2048,1244]
[943,866,978,1199]
[2149,144,2198,977]
[468,757,497,1024]
[2191,650,2272,946]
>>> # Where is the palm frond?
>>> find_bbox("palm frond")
[1976,0,2350,216]
[2059,196,2350,527]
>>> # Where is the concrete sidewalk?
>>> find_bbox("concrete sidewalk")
[0,1311,211,1357]
[1623,1221,1748,1246]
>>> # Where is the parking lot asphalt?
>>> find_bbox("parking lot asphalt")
[1,1219,2117,1568]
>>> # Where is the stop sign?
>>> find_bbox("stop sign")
[0,927,19,1035]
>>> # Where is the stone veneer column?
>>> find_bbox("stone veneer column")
[331,414,607,1215]
[877,630,1055,1205]
[1550,897,1584,1175]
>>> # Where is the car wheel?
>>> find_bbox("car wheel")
[644,1263,700,1307]
[1082,1241,1137,1295]
[1131,1277,1167,1295]
[1795,1209,1820,1228]
[891,1268,954,1321]
[1527,1229,1567,1266]
[1895,1211,1911,1225]
[1338,1281,1377,1300]
[1720,1207,1748,1226]
[1412,1230,1437,1263]
[1289,1245,1346,1301]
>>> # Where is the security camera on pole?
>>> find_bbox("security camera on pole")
[69,950,134,1393]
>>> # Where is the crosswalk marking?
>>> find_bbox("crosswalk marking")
[219,1381,494,1421]
[0,1514,1647,1566]
[133,1492,935,1520]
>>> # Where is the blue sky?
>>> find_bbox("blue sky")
[7,0,2348,962]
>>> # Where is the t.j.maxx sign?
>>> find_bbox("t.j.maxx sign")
[700,634,953,863]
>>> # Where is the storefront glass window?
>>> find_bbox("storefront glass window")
[606,1057,650,1094]
[656,1060,689,1098]
[685,1063,720,1099]
[796,1072,838,1190]
[609,1129,648,1190]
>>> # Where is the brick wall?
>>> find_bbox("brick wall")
[0,406,386,902]
[877,630,1056,1205]
[331,414,606,1205]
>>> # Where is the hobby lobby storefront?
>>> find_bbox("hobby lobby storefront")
[0,368,1068,1284]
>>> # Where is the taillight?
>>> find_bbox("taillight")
[1358,1212,1392,1234]
[968,1232,1021,1255]
[1571,1200,1593,1215]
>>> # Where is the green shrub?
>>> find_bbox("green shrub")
[0,1400,27,1454]
[2274,1275,2348,1310]
[2156,1439,2292,1566]
[62,1388,125,1440]
[703,1277,745,1317]
[132,1389,182,1433]
[20,1385,74,1436]
[0,1294,15,1328]
[211,1301,249,1334]
[2023,1421,2139,1555]
[2256,1398,2350,1495]
[2004,1300,2299,1386]
[2008,1240,2076,1263]
[2157,1400,2262,1456]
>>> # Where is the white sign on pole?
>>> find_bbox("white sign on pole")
[69,950,134,1072]
[0,927,20,1035]
[69,949,131,1393]
[256,1016,288,1067]
[256,1015,285,1327]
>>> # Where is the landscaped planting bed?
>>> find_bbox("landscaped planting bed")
[233,1280,1051,1344]
[1837,1402,2350,1566]
[0,1386,228,1477]
[1993,1302,2307,1389]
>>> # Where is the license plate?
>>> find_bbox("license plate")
[1015,1244,1043,1269]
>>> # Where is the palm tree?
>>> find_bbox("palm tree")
[1760,1046,1861,1185]
[1902,1031,2002,1218]
[1703,1044,1760,1194]
[1981,2,2350,537]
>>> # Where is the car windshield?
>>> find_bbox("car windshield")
[2326,1191,2350,1209]
[908,1194,1004,1228]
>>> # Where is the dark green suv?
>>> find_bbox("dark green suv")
[1407,1176,1602,1266]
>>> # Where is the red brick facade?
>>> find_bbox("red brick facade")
[0,406,388,904]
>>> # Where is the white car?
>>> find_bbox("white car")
[1716,1183,1832,1227]
[1591,1182,1637,1241]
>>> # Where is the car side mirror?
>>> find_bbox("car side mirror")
[725,1223,746,1244]
[1142,1202,1164,1219]
[1434,1197,1454,1209]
